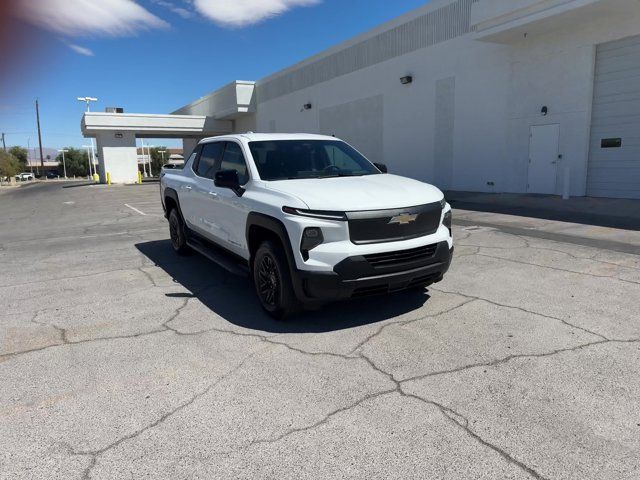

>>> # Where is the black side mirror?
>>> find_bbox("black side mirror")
[374,163,388,173]
[215,169,245,196]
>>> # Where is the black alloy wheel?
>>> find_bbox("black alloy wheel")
[257,254,279,307]
[253,240,298,320]
[168,209,190,255]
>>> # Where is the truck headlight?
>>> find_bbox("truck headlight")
[301,227,324,261]
[443,210,452,237]
[283,206,347,221]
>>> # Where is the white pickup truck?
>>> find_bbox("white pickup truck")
[160,133,453,318]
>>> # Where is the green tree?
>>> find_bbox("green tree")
[0,151,21,180]
[8,146,28,168]
[56,147,89,177]
[149,147,170,174]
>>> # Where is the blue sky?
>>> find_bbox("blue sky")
[2,0,429,153]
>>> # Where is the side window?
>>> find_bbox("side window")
[221,142,250,185]
[196,142,224,179]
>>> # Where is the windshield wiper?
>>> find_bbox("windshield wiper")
[316,173,366,179]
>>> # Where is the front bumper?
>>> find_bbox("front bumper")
[292,241,453,302]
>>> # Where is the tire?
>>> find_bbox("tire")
[168,208,190,255]
[253,240,298,320]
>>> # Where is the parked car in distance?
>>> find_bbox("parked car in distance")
[45,171,59,179]
[160,133,453,319]
[161,163,183,170]
[16,173,35,181]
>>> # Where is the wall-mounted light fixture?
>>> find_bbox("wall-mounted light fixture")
[115,132,123,139]
[541,106,549,116]
[303,103,313,110]
[400,75,413,85]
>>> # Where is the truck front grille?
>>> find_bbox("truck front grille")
[347,202,442,244]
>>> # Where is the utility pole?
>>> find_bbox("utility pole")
[36,99,45,172]
[1,133,6,152]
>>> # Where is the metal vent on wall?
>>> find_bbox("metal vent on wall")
[256,0,478,103]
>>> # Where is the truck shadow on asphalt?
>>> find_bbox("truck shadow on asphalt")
[136,240,431,334]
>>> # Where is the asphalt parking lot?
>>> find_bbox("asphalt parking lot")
[1,182,639,479]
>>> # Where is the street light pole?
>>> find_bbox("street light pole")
[58,149,69,178]
[83,145,94,178]
[147,145,156,177]
[78,97,98,177]
[77,97,98,113]
[139,139,147,177]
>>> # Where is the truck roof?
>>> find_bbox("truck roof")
[200,133,340,143]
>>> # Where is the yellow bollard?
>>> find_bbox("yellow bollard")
[107,172,112,185]
[138,171,143,184]
[93,173,99,183]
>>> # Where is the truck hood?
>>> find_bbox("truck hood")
[264,174,444,211]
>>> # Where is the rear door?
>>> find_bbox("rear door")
[177,148,201,229]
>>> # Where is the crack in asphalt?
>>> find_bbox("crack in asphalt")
[3,224,638,478]
[399,339,615,384]
[430,287,611,341]
[455,238,640,282]
[473,251,640,286]
[401,391,550,480]
[67,347,268,479]
[0,262,150,289]
[346,298,477,356]
[246,388,398,450]
[456,229,640,274]
[5,293,638,480]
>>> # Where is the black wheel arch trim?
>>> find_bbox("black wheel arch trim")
[246,212,308,301]
[163,187,183,221]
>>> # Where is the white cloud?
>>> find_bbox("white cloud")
[151,0,195,19]
[192,0,321,27]
[68,44,95,56]
[18,0,169,37]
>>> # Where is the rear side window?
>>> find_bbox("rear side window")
[196,142,224,179]
[221,142,249,185]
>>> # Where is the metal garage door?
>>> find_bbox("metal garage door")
[588,35,640,198]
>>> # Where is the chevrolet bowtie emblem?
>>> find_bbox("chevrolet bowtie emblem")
[389,213,418,225]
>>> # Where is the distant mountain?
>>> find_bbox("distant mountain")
[27,148,61,162]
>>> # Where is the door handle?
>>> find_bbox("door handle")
[184,185,192,191]
[207,191,218,197]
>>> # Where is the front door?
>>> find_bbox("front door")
[528,124,560,194]
[214,141,251,256]
[191,141,225,239]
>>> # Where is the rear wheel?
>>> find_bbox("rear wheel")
[168,208,190,255]
[253,241,298,320]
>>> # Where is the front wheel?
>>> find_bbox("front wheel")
[253,241,298,320]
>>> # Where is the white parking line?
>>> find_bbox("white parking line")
[124,204,147,216]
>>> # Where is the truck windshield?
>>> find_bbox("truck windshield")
[248,140,381,181]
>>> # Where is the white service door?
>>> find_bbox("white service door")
[528,124,560,194]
